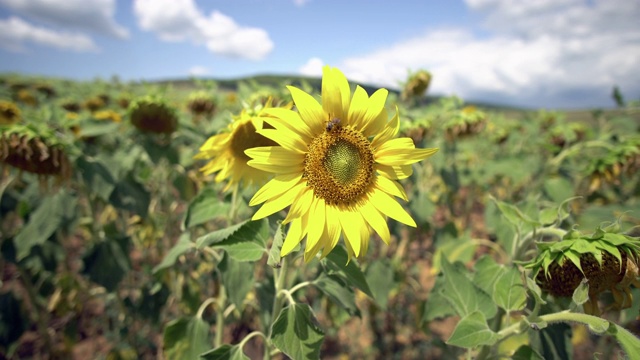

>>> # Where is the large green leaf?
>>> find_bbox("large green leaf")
[511,345,544,360]
[267,222,285,268]
[182,187,230,229]
[108,174,150,217]
[314,273,359,316]
[542,177,574,204]
[197,219,269,262]
[270,304,324,360]
[365,258,394,309]
[200,344,249,360]
[323,245,373,298]
[76,156,116,201]
[153,233,195,273]
[219,253,254,311]
[473,255,506,296]
[493,266,527,311]
[440,257,497,319]
[447,311,499,348]
[82,236,131,292]
[14,190,77,260]
[163,316,211,360]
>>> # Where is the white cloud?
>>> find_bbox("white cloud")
[189,65,210,76]
[293,0,310,7]
[0,0,128,39]
[0,16,99,52]
[133,0,274,61]
[337,0,640,108]
[298,57,324,77]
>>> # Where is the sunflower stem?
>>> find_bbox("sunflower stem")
[228,183,240,224]
[264,254,291,360]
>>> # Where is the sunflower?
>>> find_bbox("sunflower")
[246,66,438,261]
[195,100,281,191]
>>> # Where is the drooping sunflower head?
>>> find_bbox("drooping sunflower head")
[401,69,432,102]
[187,91,217,117]
[34,83,56,98]
[15,89,38,106]
[194,101,282,191]
[0,100,21,125]
[0,123,73,183]
[84,96,106,112]
[128,96,178,134]
[585,137,640,192]
[525,223,640,316]
[443,105,486,141]
[246,66,438,261]
[60,99,81,112]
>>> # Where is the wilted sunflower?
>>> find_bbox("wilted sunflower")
[246,66,438,261]
[0,123,72,182]
[195,100,281,191]
[526,223,640,316]
[0,101,21,125]
[129,96,178,134]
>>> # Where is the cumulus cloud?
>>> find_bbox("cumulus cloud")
[0,16,99,52]
[337,0,640,108]
[0,0,128,39]
[299,57,324,77]
[189,65,210,76]
[133,0,274,61]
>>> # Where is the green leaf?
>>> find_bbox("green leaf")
[525,277,546,306]
[314,273,359,316]
[421,288,456,323]
[270,304,324,360]
[76,156,116,201]
[219,253,254,311]
[543,177,574,204]
[365,258,394,309]
[197,220,269,262]
[572,278,589,306]
[493,266,527,311]
[446,311,499,348]
[490,196,540,227]
[431,232,477,274]
[267,222,285,268]
[473,255,507,296]
[440,257,497,319]
[109,174,150,217]
[163,317,211,360]
[200,344,249,360]
[323,245,373,298]
[182,187,230,229]
[608,322,640,359]
[511,345,544,360]
[82,236,131,292]
[153,233,195,273]
[538,207,558,226]
[79,121,120,138]
[14,190,77,260]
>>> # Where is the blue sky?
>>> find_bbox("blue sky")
[1,0,639,109]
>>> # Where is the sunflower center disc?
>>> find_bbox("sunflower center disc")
[230,121,277,161]
[304,125,375,206]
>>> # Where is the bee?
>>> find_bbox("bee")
[326,117,341,132]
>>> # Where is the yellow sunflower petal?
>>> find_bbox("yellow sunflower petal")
[261,108,314,141]
[249,172,303,206]
[287,85,325,134]
[360,201,391,244]
[338,208,364,257]
[346,85,370,129]
[322,66,344,121]
[257,128,307,154]
[375,174,408,201]
[371,109,400,149]
[376,164,414,179]
[283,186,314,224]
[370,189,417,227]
[252,181,305,220]
[363,107,389,138]
[361,88,388,135]
[321,205,342,258]
[305,197,326,252]
[281,217,304,256]
[377,147,439,166]
[246,146,304,173]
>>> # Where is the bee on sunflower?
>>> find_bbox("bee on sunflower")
[245,66,438,261]
[525,223,640,316]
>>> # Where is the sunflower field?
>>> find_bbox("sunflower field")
[0,68,639,360]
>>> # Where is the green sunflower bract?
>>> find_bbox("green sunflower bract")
[246,66,438,262]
